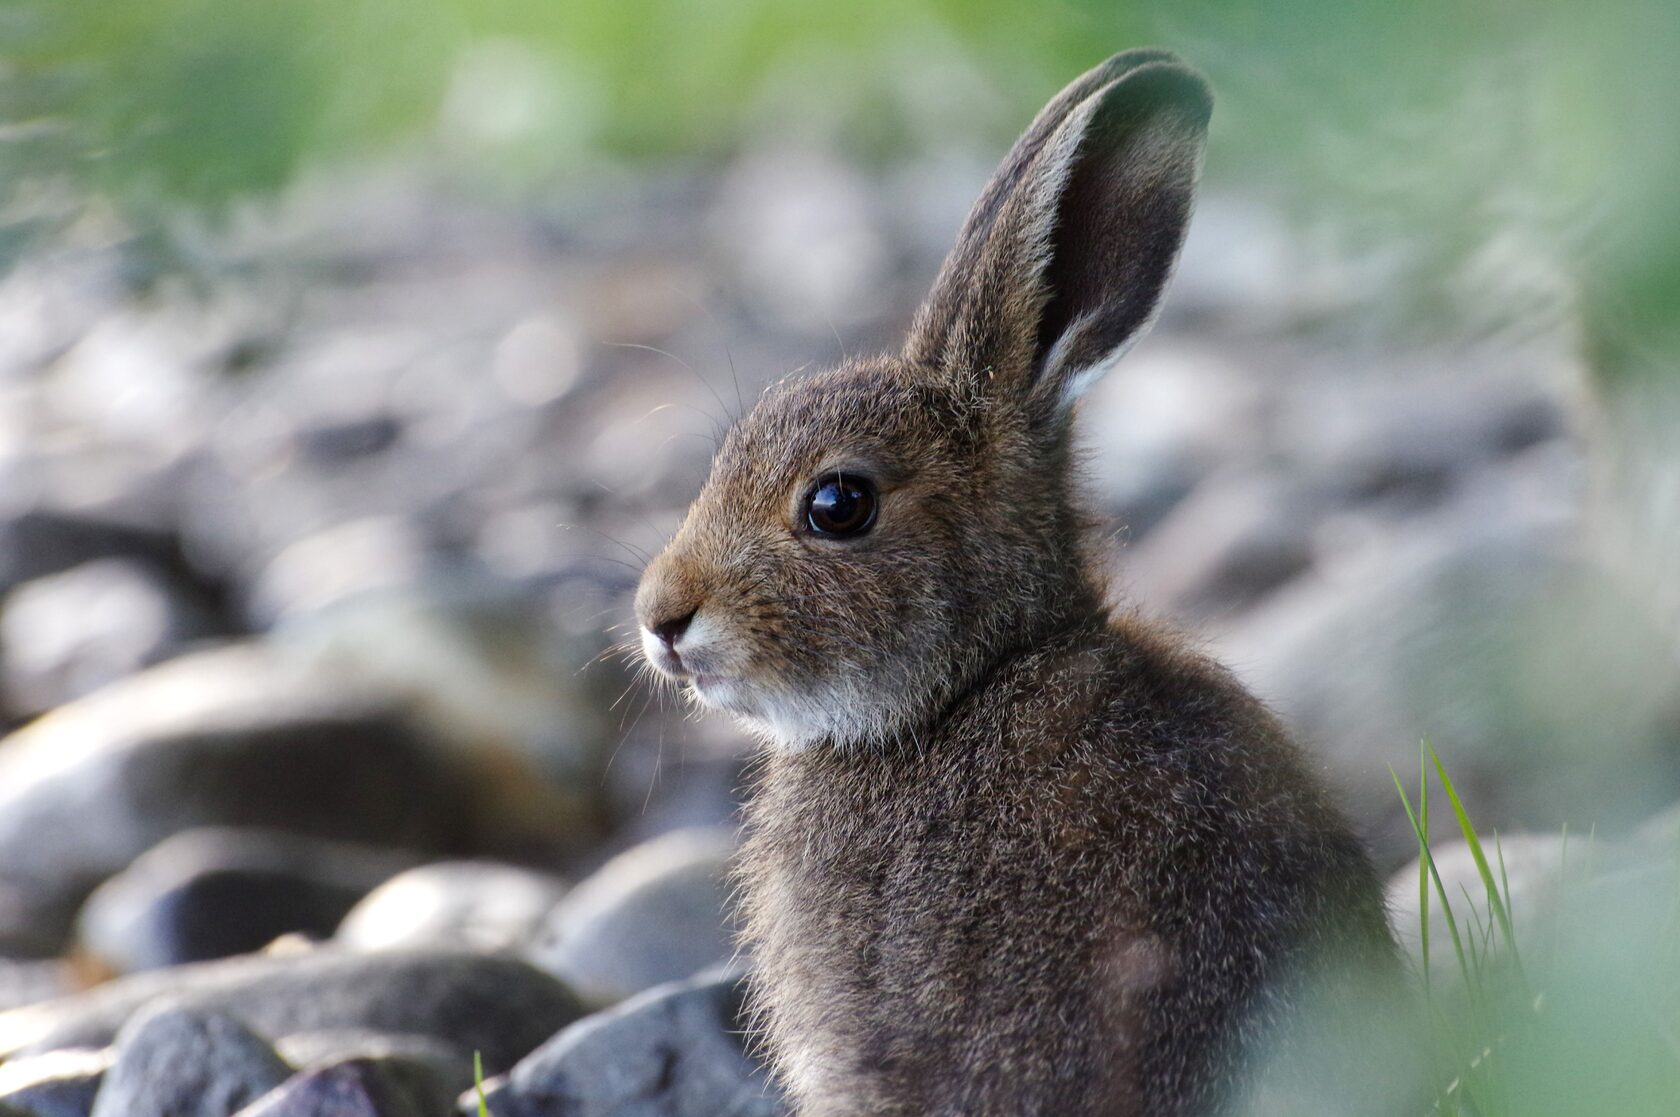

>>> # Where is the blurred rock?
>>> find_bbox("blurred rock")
[237,1057,450,1117]
[0,1048,110,1116]
[1280,366,1568,510]
[0,881,82,961]
[89,1004,290,1117]
[527,828,736,1007]
[473,970,783,1117]
[248,518,433,625]
[275,1030,475,1099]
[0,558,218,716]
[0,960,72,1013]
[1078,340,1264,537]
[293,414,405,466]
[272,575,613,859]
[337,862,568,956]
[1384,832,1576,973]
[601,736,751,848]
[1222,524,1680,867]
[712,149,894,334]
[0,644,471,938]
[1119,469,1321,622]
[78,828,421,974]
[1169,192,1330,327]
[0,950,584,1073]
[0,509,183,601]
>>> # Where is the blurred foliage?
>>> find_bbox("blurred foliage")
[0,0,1673,384]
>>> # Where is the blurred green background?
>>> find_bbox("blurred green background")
[6,0,1677,318]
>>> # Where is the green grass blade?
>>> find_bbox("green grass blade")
[1428,744,1527,985]
[1419,747,1432,993]
[1392,765,1474,1005]
[475,1051,490,1117]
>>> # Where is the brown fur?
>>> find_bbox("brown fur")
[635,51,1402,1116]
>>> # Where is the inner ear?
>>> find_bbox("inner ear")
[1030,69,1210,409]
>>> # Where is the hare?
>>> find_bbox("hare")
[635,50,1402,1117]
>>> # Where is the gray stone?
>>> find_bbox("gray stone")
[0,959,72,1013]
[0,643,471,928]
[269,575,614,860]
[1220,521,1680,868]
[78,828,421,974]
[247,518,431,626]
[337,862,568,956]
[710,149,895,335]
[0,1048,110,1116]
[236,1058,447,1117]
[0,558,218,717]
[1077,339,1264,537]
[1385,832,1577,973]
[0,950,584,1074]
[275,1030,475,1098]
[0,509,181,602]
[472,971,784,1117]
[1118,469,1321,622]
[89,1004,291,1117]
[527,828,736,1006]
[1281,365,1567,509]
[0,880,80,961]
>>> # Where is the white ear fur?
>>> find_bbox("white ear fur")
[1043,306,1147,410]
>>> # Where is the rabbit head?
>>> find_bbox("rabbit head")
[636,51,1211,749]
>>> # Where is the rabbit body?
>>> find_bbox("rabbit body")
[636,49,1402,1117]
[740,612,1394,1117]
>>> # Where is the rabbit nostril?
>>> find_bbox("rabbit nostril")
[650,609,696,650]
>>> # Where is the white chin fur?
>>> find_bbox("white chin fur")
[642,617,893,751]
[725,683,891,753]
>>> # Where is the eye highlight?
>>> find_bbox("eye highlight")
[804,473,877,538]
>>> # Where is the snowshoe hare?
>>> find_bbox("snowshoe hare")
[636,49,1402,1117]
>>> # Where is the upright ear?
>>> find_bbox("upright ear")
[905,52,1211,419]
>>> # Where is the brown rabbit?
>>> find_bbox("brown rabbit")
[635,50,1404,1117]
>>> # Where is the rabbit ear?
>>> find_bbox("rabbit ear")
[905,53,1211,418]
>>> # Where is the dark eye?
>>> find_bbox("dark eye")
[805,473,877,538]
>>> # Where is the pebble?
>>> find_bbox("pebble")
[0,950,585,1074]
[337,862,568,956]
[0,558,219,716]
[526,828,736,1006]
[88,1004,291,1117]
[236,1057,448,1117]
[78,828,421,974]
[0,1048,110,1117]
[473,969,783,1117]
[275,1030,475,1098]
[0,643,471,939]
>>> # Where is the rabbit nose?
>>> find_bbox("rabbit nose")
[649,608,696,650]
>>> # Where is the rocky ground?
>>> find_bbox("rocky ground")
[0,149,1674,1114]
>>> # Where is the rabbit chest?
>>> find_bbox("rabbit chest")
[737,640,1227,1115]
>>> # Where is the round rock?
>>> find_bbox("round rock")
[0,949,584,1074]
[236,1057,447,1117]
[0,557,219,717]
[0,1047,110,1116]
[337,861,568,956]
[78,828,422,974]
[472,970,784,1117]
[0,643,471,926]
[527,828,736,1006]
[275,1030,475,1099]
[89,1004,291,1117]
